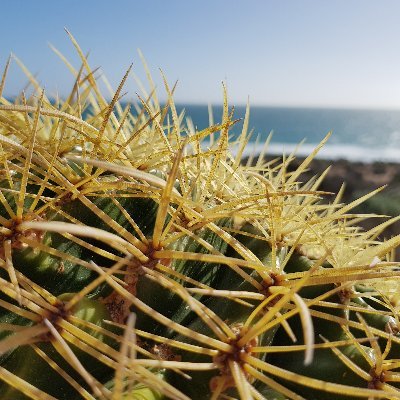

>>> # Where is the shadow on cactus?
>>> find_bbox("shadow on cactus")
[1,32,400,400]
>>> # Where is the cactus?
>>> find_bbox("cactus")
[1,34,400,399]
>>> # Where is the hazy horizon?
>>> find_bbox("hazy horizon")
[2,1,400,110]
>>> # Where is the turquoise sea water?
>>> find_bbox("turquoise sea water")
[176,105,400,163]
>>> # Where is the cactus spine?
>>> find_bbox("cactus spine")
[1,35,400,399]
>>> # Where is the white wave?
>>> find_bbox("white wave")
[229,142,400,163]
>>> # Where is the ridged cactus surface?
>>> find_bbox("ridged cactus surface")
[1,36,400,399]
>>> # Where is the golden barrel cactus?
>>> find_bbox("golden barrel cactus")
[1,34,400,399]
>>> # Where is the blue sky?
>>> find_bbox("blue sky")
[1,0,400,108]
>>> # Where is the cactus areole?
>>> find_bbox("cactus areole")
[1,34,400,399]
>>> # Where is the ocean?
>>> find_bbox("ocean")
[175,105,400,163]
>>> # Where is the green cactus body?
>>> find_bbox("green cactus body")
[133,219,232,335]
[270,341,375,400]
[165,242,280,399]
[166,297,280,400]
[104,370,166,400]
[0,294,113,399]
[120,385,164,400]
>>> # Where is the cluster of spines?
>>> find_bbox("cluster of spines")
[0,33,400,399]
